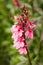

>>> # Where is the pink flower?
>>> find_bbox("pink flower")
[14,41,25,49]
[11,23,23,37]
[13,37,25,49]
[26,19,36,29]
[12,33,19,41]
[29,22,36,29]
[17,37,25,42]
[25,28,33,39]
[11,23,18,33]
[18,46,27,54]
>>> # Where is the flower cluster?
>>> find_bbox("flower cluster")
[11,22,27,54]
[11,16,36,54]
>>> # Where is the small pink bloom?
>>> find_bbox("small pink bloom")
[13,37,25,49]
[15,30,23,37]
[17,37,25,42]
[14,41,24,49]
[11,24,23,37]
[25,28,33,39]
[12,31,23,41]
[11,23,18,33]
[12,33,19,41]
[18,47,27,54]
[29,22,36,29]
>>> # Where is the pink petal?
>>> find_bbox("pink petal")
[18,48,24,54]
[29,22,36,29]
[25,29,33,39]
[13,41,24,49]
[14,41,21,49]
[18,47,27,54]
[23,48,27,54]
[20,42,24,47]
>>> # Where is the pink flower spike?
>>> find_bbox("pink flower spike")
[25,28,33,39]
[11,14,36,55]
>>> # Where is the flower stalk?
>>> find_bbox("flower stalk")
[11,1,36,65]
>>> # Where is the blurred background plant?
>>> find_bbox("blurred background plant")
[0,0,43,65]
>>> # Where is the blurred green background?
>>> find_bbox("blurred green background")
[0,0,43,65]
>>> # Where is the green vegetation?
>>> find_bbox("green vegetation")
[0,0,43,65]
